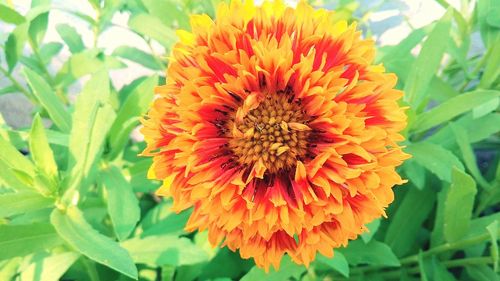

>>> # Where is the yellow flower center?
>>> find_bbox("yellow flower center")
[228,93,310,174]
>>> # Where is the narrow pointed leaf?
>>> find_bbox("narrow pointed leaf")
[443,168,477,242]
[406,142,464,182]
[107,75,156,159]
[29,114,58,180]
[100,166,140,241]
[55,23,85,53]
[121,235,209,266]
[19,252,80,281]
[0,136,35,177]
[486,221,499,271]
[0,4,25,25]
[50,206,138,279]
[0,223,63,260]
[0,191,53,218]
[412,90,500,133]
[65,71,116,198]
[23,68,71,132]
[404,9,452,108]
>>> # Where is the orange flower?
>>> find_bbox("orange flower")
[141,0,410,271]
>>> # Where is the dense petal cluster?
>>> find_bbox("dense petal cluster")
[141,0,410,270]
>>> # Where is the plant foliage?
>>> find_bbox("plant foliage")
[0,0,499,280]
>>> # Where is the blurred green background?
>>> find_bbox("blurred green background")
[0,0,499,280]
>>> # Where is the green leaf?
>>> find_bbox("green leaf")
[5,33,19,72]
[447,29,470,74]
[486,221,499,272]
[378,26,428,63]
[54,49,123,87]
[417,252,429,281]
[107,74,157,159]
[479,40,500,88]
[64,71,116,199]
[50,206,138,279]
[420,256,457,281]
[129,159,160,192]
[140,207,191,237]
[425,76,459,103]
[487,8,500,27]
[45,129,69,146]
[19,252,80,281]
[468,212,500,238]
[443,168,477,243]
[0,191,53,218]
[100,166,140,241]
[361,219,381,243]
[141,0,190,29]
[406,142,464,182]
[404,9,452,108]
[402,159,426,190]
[121,235,209,266]
[30,0,50,8]
[112,46,163,70]
[0,135,35,177]
[23,68,71,132]
[29,114,58,181]
[0,223,63,260]
[466,265,500,281]
[0,258,22,281]
[0,4,25,25]
[450,123,490,188]
[19,56,45,75]
[6,23,29,71]
[55,23,85,53]
[28,12,48,47]
[128,14,177,48]
[385,186,436,257]
[340,239,400,267]
[0,160,31,190]
[240,255,305,281]
[317,252,349,277]
[473,97,499,119]
[56,50,102,82]
[39,42,63,64]
[197,247,254,280]
[117,76,147,103]
[412,90,500,133]
[428,113,500,146]
[431,184,449,247]
[477,0,500,47]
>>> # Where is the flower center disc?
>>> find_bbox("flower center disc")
[228,94,310,174]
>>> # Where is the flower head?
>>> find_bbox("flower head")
[141,0,410,270]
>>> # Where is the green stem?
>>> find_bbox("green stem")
[336,257,493,281]
[474,181,500,217]
[373,257,493,280]
[346,232,493,278]
[92,4,101,48]
[0,66,35,101]
[400,233,491,265]
[460,48,490,91]
[28,40,56,87]
[27,39,70,104]
[444,256,493,267]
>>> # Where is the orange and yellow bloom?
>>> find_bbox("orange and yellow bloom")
[141,0,410,270]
